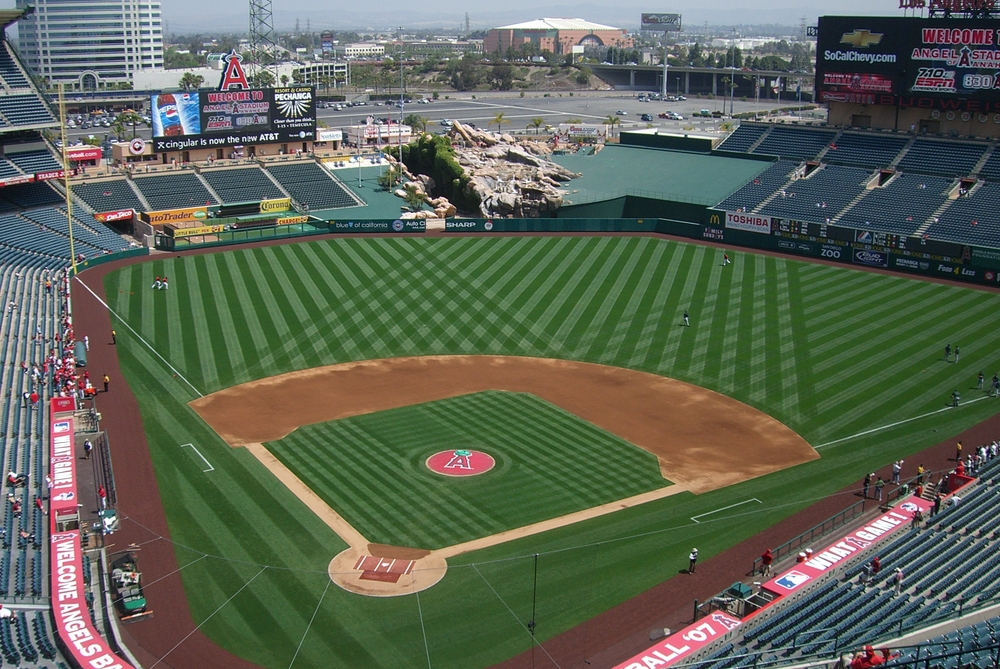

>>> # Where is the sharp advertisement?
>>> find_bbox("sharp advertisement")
[151,87,316,152]
[816,17,1000,109]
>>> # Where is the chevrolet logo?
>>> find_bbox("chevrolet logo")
[841,30,883,48]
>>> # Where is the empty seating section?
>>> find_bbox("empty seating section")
[0,181,62,208]
[897,140,988,177]
[0,44,30,88]
[6,149,61,174]
[885,616,1000,669]
[924,184,1000,247]
[133,173,218,210]
[73,179,145,213]
[201,167,286,203]
[975,151,1000,181]
[825,133,909,169]
[752,127,837,161]
[838,175,953,235]
[759,166,871,222]
[0,157,20,179]
[267,162,360,210]
[717,160,798,212]
[0,94,55,126]
[719,124,769,153]
[20,208,128,255]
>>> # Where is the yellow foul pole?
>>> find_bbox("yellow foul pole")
[57,83,77,275]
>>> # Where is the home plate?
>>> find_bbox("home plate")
[354,555,415,583]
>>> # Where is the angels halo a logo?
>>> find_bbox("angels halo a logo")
[426,449,496,477]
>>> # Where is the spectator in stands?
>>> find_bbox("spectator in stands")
[930,493,942,518]
[949,494,962,508]
[851,645,888,669]
[10,499,21,517]
[6,471,24,487]
[0,606,12,622]
[893,568,904,595]
[911,509,923,531]
[98,484,107,509]
[956,459,965,477]
[760,549,773,577]
[870,556,881,577]
[83,440,92,459]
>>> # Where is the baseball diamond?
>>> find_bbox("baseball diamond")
[81,234,1000,669]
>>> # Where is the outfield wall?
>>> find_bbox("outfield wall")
[152,209,1000,289]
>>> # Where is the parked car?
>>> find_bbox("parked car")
[694,109,713,117]
[440,119,453,127]
[640,113,653,122]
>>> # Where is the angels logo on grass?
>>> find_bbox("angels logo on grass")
[426,449,496,477]
[774,570,810,591]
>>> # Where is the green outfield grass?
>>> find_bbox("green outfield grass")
[105,235,1000,669]
[265,391,668,549]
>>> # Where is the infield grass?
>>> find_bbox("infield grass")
[265,391,668,549]
[105,235,1000,669]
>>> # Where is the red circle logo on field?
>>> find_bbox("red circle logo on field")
[426,449,496,477]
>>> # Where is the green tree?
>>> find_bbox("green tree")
[377,164,402,190]
[280,74,289,86]
[404,114,429,133]
[527,117,545,134]
[575,66,591,86]
[402,185,426,211]
[249,70,275,88]
[605,114,620,137]
[490,63,515,90]
[178,72,204,91]
[489,112,511,132]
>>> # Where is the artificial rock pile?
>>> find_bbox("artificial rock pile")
[391,121,582,219]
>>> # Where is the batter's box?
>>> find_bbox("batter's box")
[354,555,415,583]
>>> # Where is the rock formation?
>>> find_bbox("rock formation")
[386,124,583,218]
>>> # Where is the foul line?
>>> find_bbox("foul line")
[287,580,331,669]
[181,443,215,472]
[73,276,204,398]
[815,395,993,449]
[691,498,761,523]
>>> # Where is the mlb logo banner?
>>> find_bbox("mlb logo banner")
[54,421,70,434]
[774,571,810,591]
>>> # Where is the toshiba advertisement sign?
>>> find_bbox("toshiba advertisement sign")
[725,212,773,234]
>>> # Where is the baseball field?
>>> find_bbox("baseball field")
[100,234,1000,668]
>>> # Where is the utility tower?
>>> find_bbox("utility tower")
[249,0,279,83]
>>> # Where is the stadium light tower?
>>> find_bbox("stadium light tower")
[249,0,279,84]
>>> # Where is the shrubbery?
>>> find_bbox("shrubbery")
[389,134,480,213]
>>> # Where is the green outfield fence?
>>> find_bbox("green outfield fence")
[149,209,1000,289]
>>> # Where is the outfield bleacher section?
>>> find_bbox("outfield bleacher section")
[718,124,769,153]
[0,264,66,664]
[824,133,910,170]
[751,126,837,161]
[758,166,871,222]
[0,94,55,128]
[5,149,61,175]
[885,615,1000,669]
[132,172,218,210]
[267,162,362,211]
[838,174,954,235]
[974,151,1000,182]
[201,167,286,204]
[897,139,989,178]
[0,206,127,265]
[717,160,798,213]
[924,184,1000,247]
[72,179,145,214]
[1,182,62,209]
[0,42,31,89]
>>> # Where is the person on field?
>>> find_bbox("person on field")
[103,374,110,393]
[162,276,168,290]
[978,371,985,390]
[955,346,960,363]
[688,548,698,573]
[723,253,731,266]
[863,472,872,498]
[952,390,961,408]
[152,276,161,290]
[945,343,951,362]
[683,310,690,327]
[892,460,902,485]
[874,476,885,501]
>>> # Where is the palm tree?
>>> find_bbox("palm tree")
[605,114,620,137]
[489,112,511,133]
[527,117,545,135]
[404,114,429,133]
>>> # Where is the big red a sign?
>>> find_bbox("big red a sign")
[219,50,250,90]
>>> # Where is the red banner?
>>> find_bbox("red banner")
[35,169,76,182]
[0,174,33,187]
[50,531,136,669]
[95,210,135,223]
[49,411,78,520]
[614,612,743,669]
[66,146,104,162]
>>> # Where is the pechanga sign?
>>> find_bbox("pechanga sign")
[725,211,772,234]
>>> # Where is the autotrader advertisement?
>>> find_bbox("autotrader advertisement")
[816,17,1000,108]
[152,87,316,151]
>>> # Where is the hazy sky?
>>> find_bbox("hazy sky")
[4,0,909,34]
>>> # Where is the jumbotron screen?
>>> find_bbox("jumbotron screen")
[150,87,316,151]
[816,16,1000,110]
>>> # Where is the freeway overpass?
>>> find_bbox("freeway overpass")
[589,64,813,101]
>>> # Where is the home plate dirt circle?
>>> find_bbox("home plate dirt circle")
[329,546,448,597]
[426,449,496,476]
